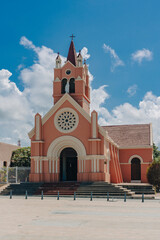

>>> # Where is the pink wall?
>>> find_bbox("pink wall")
[119,148,152,182]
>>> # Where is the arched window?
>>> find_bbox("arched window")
[3,161,7,167]
[69,78,75,93]
[61,78,67,94]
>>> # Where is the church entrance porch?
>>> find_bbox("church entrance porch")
[131,158,141,181]
[60,148,77,181]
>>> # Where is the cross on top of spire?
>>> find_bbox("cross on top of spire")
[70,34,75,40]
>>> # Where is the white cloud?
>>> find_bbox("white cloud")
[131,48,153,64]
[127,84,137,96]
[93,90,160,148]
[103,43,125,71]
[0,37,96,146]
[17,64,25,71]
[91,85,109,112]
[20,36,36,50]
[1,37,160,149]
[0,69,34,146]
[81,47,90,60]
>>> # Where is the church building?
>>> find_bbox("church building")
[28,38,153,183]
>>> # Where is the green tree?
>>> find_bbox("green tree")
[153,143,160,160]
[147,160,160,192]
[10,147,31,167]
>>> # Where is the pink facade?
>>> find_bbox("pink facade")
[28,40,153,184]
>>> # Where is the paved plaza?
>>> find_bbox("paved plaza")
[0,196,160,240]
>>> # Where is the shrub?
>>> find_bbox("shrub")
[147,160,160,192]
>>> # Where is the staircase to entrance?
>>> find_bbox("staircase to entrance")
[0,182,155,199]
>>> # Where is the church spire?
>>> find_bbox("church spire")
[67,35,77,66]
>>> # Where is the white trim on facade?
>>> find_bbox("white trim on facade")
[54,77,60,82]
[47,136,87,161]
[86,155,105,160]
[128,155,144,164]
[75,76,82,80]
[120,162,151,165]
[92,112,97,138]
[35,115,40,140]
[88,139,101,141]
[120,145,152,149]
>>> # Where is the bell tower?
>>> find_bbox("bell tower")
[53,36,90,114]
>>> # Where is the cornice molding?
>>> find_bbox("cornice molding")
[119,145,152,149]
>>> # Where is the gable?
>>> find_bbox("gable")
[28,93,91,139]
[61,61,76,76]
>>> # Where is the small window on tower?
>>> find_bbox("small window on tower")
[66,69,71,75]
[69,78,75,93]
[61,78,67,94]
[3,161,7,167]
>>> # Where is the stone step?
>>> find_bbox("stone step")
[36,182,133,196]
[118,184,155,196]
[0,182,155,198]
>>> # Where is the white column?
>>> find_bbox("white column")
[40,159,42,174]
[52,160,54,173]
[81,160,83,173]
[94,158,96,172]
[56,160,58,173]
[97,159,99,172]
[36,160,39,173]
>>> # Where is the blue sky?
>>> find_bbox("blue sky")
[0,0,160,147]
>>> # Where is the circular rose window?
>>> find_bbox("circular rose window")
[54,108,79,133]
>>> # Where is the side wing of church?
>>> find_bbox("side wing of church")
[28,39,153,183]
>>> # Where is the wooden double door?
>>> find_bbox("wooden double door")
[131,158,141,181]
[60,148,77,181]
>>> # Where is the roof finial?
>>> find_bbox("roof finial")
[70,34,75,41]
[56,52,61,60]
[18,139,21,147]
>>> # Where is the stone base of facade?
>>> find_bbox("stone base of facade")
[29,173,59,183]
[77,172,110,182]
[29,172,111,183]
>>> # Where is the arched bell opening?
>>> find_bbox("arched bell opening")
[60,147,77,181]
[61,78,67,94]
[131,158,141,181]
[69,78,75,93]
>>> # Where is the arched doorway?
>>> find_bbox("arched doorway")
[60,147,77,181]
[131,158,141,181]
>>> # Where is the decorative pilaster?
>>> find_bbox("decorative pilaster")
[35,113,42,141]
[91,111,98,138]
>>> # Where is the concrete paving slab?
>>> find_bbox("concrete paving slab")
[0,196,160,240]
